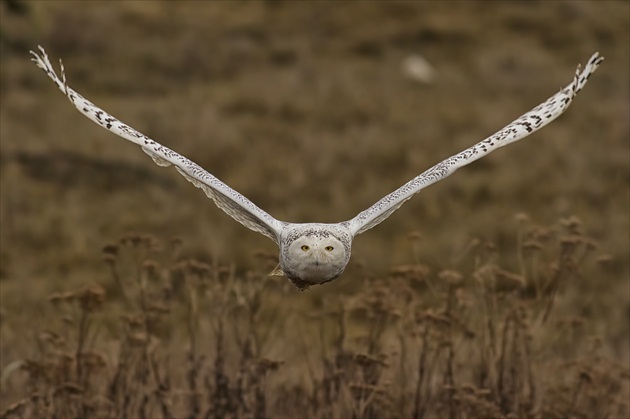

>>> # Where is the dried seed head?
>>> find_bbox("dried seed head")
[439,270,464,287]
[0,400,28,417]
[418,310,451,327]
[389,264,430,281]
[54,382,83,396]
[484,241,497,252]
[255,358,284,374]
[21,360,43,375]
[62,315,74,326]
[121,315,145,337]
[493,268,525,292]
[146,301,170,314]
[406,230,423,241]
[561,215,582,233]
[143,260,159,274]
[514,212,530,224]
[596,254,614,267]
[530,227,551,243]
[48,292,64,305]
[353,353,388,368]
[127,331,149,347]
[560,235,582,254]
[60,291,77,304]
[102,243,119,256]
[475,265,524,292]
[178,259,212,279]
[584,239,598,251]
[119,232,158,249]
[522,239,543,251]
[39,331,64,347]
[143,260,161,283]
[120,233,141,247]
[79,351,107,370]
[77,284,105,313]
[144,234,160,250]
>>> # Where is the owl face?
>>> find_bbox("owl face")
[280,232,350,289]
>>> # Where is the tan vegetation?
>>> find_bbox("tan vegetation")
[1,2,628,418]
[1,218,628,418]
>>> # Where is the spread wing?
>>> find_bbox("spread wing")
[346,52,603,237]
[30,46,285,244]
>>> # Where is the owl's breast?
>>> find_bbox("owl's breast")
[282,261,345,290]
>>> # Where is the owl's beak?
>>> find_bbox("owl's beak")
[313,251,327,266]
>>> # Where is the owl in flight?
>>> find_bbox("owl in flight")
[30,46,602,290]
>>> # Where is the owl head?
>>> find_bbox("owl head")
[278,226,352,290]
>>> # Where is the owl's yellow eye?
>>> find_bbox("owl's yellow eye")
[301,245,310,251]
[325,246,334,252]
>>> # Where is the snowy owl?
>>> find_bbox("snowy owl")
[30,46,603,290]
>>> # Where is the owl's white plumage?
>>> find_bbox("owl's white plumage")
[30,46,603,290]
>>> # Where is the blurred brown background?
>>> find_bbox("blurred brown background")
[1,0,628,374]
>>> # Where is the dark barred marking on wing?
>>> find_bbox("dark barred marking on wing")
[30,46,285,243]
[347,52,603,237]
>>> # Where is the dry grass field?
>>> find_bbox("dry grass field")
[1,1,628,418]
